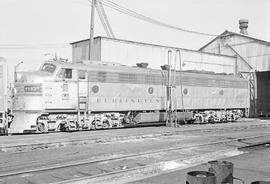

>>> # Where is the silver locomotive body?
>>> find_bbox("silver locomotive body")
[10,60,250,133]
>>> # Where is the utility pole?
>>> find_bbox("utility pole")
[88,0,96,60]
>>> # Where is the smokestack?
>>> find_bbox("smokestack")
[239,19,248,35]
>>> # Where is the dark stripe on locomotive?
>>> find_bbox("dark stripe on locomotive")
[88,71,248,89]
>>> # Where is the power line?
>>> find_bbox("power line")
[0,43,70,49]
[97,0,218,37]
[244,53,270,58]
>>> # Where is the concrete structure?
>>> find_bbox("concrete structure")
[71,37,237,74]
[0,57,8,133]
[199,20,270,117]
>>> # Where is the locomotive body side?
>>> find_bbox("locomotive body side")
[87,65,165,112]
[87,66,249,112]
[174,72,249,110]
[10,60,250,133]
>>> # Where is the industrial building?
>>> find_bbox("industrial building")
[70,19,270,117]
[70,37,237,74]
[200,19,270,117]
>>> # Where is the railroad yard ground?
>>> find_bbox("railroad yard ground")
[1,118,270,184]
[129,144,270,184]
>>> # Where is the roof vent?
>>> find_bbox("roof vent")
[239,19,248,35]
[136,62,148,68]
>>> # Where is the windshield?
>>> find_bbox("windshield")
[41,63,57,73]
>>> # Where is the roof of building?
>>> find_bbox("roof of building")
[199,30,270,51]
[70,36,235,58]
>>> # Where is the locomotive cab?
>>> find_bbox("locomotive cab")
[10,61,89,133]
[10,62,59,133]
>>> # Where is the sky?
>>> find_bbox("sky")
[0,0,269,81]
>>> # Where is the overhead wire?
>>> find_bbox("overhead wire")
[1,0,219,49]
[95,2,112,37]
[97,0,218,37]
[96,0,115,38]
[0,43,70,50]
[243,53,270,58]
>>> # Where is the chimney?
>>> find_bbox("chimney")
[239,19,248,35]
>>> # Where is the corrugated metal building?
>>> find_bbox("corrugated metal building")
[71,37,237,74]
[199,20,270,117]
[199,30,270,72]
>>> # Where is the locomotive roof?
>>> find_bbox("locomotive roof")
[46,60,245,81]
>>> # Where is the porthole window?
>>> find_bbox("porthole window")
[148,87,154,94]
[92,85,99,93]
[183,88,188,95]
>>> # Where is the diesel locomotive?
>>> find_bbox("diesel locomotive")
[10,60,250,133]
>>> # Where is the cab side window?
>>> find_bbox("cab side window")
[58,68,73,79]
[64,69,72,79]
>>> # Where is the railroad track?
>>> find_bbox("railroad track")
[1,134,270,184]
[1,121,270,153]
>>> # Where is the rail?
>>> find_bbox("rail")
[1,133,270,183]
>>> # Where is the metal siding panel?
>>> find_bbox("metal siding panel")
[201,35,270,72]
[73,38,236,73]
[99,38,236,74]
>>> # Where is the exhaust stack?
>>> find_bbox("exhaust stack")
[239,19,249,35]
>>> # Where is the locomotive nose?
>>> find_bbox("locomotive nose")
[17,71,51,84]
[10,72,52,133]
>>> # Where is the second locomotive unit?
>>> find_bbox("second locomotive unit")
[10,60,249,133]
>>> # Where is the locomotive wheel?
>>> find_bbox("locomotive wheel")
[57,122,66,132]
[65,125,72,131]
[90,121,96,130]
[37,123,48,133]
[102,120,110,129]
[195,116,202,124]
[94,120,101,130]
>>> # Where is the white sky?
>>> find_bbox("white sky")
[0,0,269,81]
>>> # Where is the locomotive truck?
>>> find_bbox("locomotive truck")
[10,60,249,133]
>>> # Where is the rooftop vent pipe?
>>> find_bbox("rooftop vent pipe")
[239,19,248,35]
